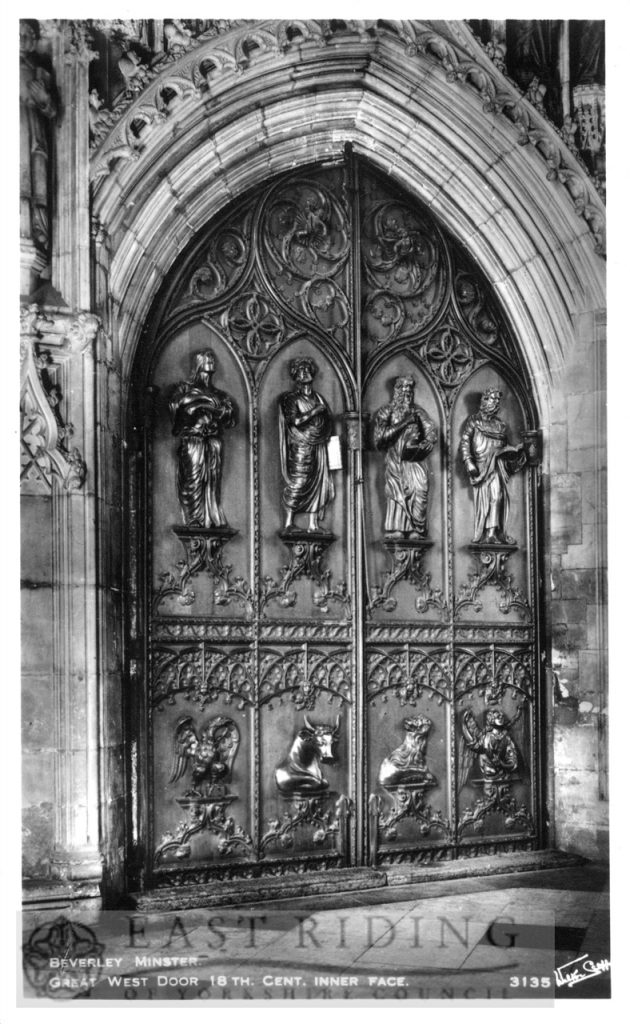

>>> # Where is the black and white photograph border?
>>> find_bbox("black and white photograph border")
[7,0,624,1019]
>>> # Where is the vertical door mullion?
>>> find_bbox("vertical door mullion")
[346,144,366,866]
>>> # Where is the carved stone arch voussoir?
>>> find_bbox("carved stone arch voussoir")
[91,23,604,419]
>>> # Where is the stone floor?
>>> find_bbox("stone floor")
[20,863,610,1005]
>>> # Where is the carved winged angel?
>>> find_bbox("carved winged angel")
[169,715,239,797]
[458,707,520,791]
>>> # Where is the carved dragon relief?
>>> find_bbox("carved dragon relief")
[86,19,604,254]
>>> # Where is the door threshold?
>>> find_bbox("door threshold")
[128,850,586,912]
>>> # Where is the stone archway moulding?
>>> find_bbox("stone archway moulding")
[89,20,606,417]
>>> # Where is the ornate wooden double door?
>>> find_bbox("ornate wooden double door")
[128,155,544,893]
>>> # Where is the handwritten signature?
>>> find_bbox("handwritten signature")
[554,953,611,989]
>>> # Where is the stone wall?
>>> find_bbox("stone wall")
[548,309,608,859]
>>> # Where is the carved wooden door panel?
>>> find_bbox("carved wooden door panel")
[128,155,543,893]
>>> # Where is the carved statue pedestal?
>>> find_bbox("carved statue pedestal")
[370,538,446,616]
[368,783,451,857]
[154,790,254,863]
[455,541,530,619]
[172,524,237,572]
[262,530,349,613]
[460,777,533,835]
[261,792,351,860]
[154,525,252,610]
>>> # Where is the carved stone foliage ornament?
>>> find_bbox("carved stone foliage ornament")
[20,338,87,494]
[458,707,533,834]
[155,714,254,862]
[275,715,340,795]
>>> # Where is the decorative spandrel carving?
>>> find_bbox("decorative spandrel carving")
[155,715,253,863]
[373,375,437,540]
[367,647,451,706]
[361,184,448,346]
[262,175,350,346]
[378,715,437,789]
[275,715,340,795]
[259,647,351,710]
[170,350,237,530]
[454,648,533,705]
[187,228,249,303]
[151,645,254,710]
[279,356,335,534]
[453,272,500,348]
[458,707,533,834]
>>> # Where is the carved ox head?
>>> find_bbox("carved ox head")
[302,714,340,763]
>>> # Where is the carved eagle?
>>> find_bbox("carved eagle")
[169,715,239,795]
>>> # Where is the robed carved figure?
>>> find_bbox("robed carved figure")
[460,387,525,545]
[373,376,437,539]
[278,357,334,533]
[169,351,236,529]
